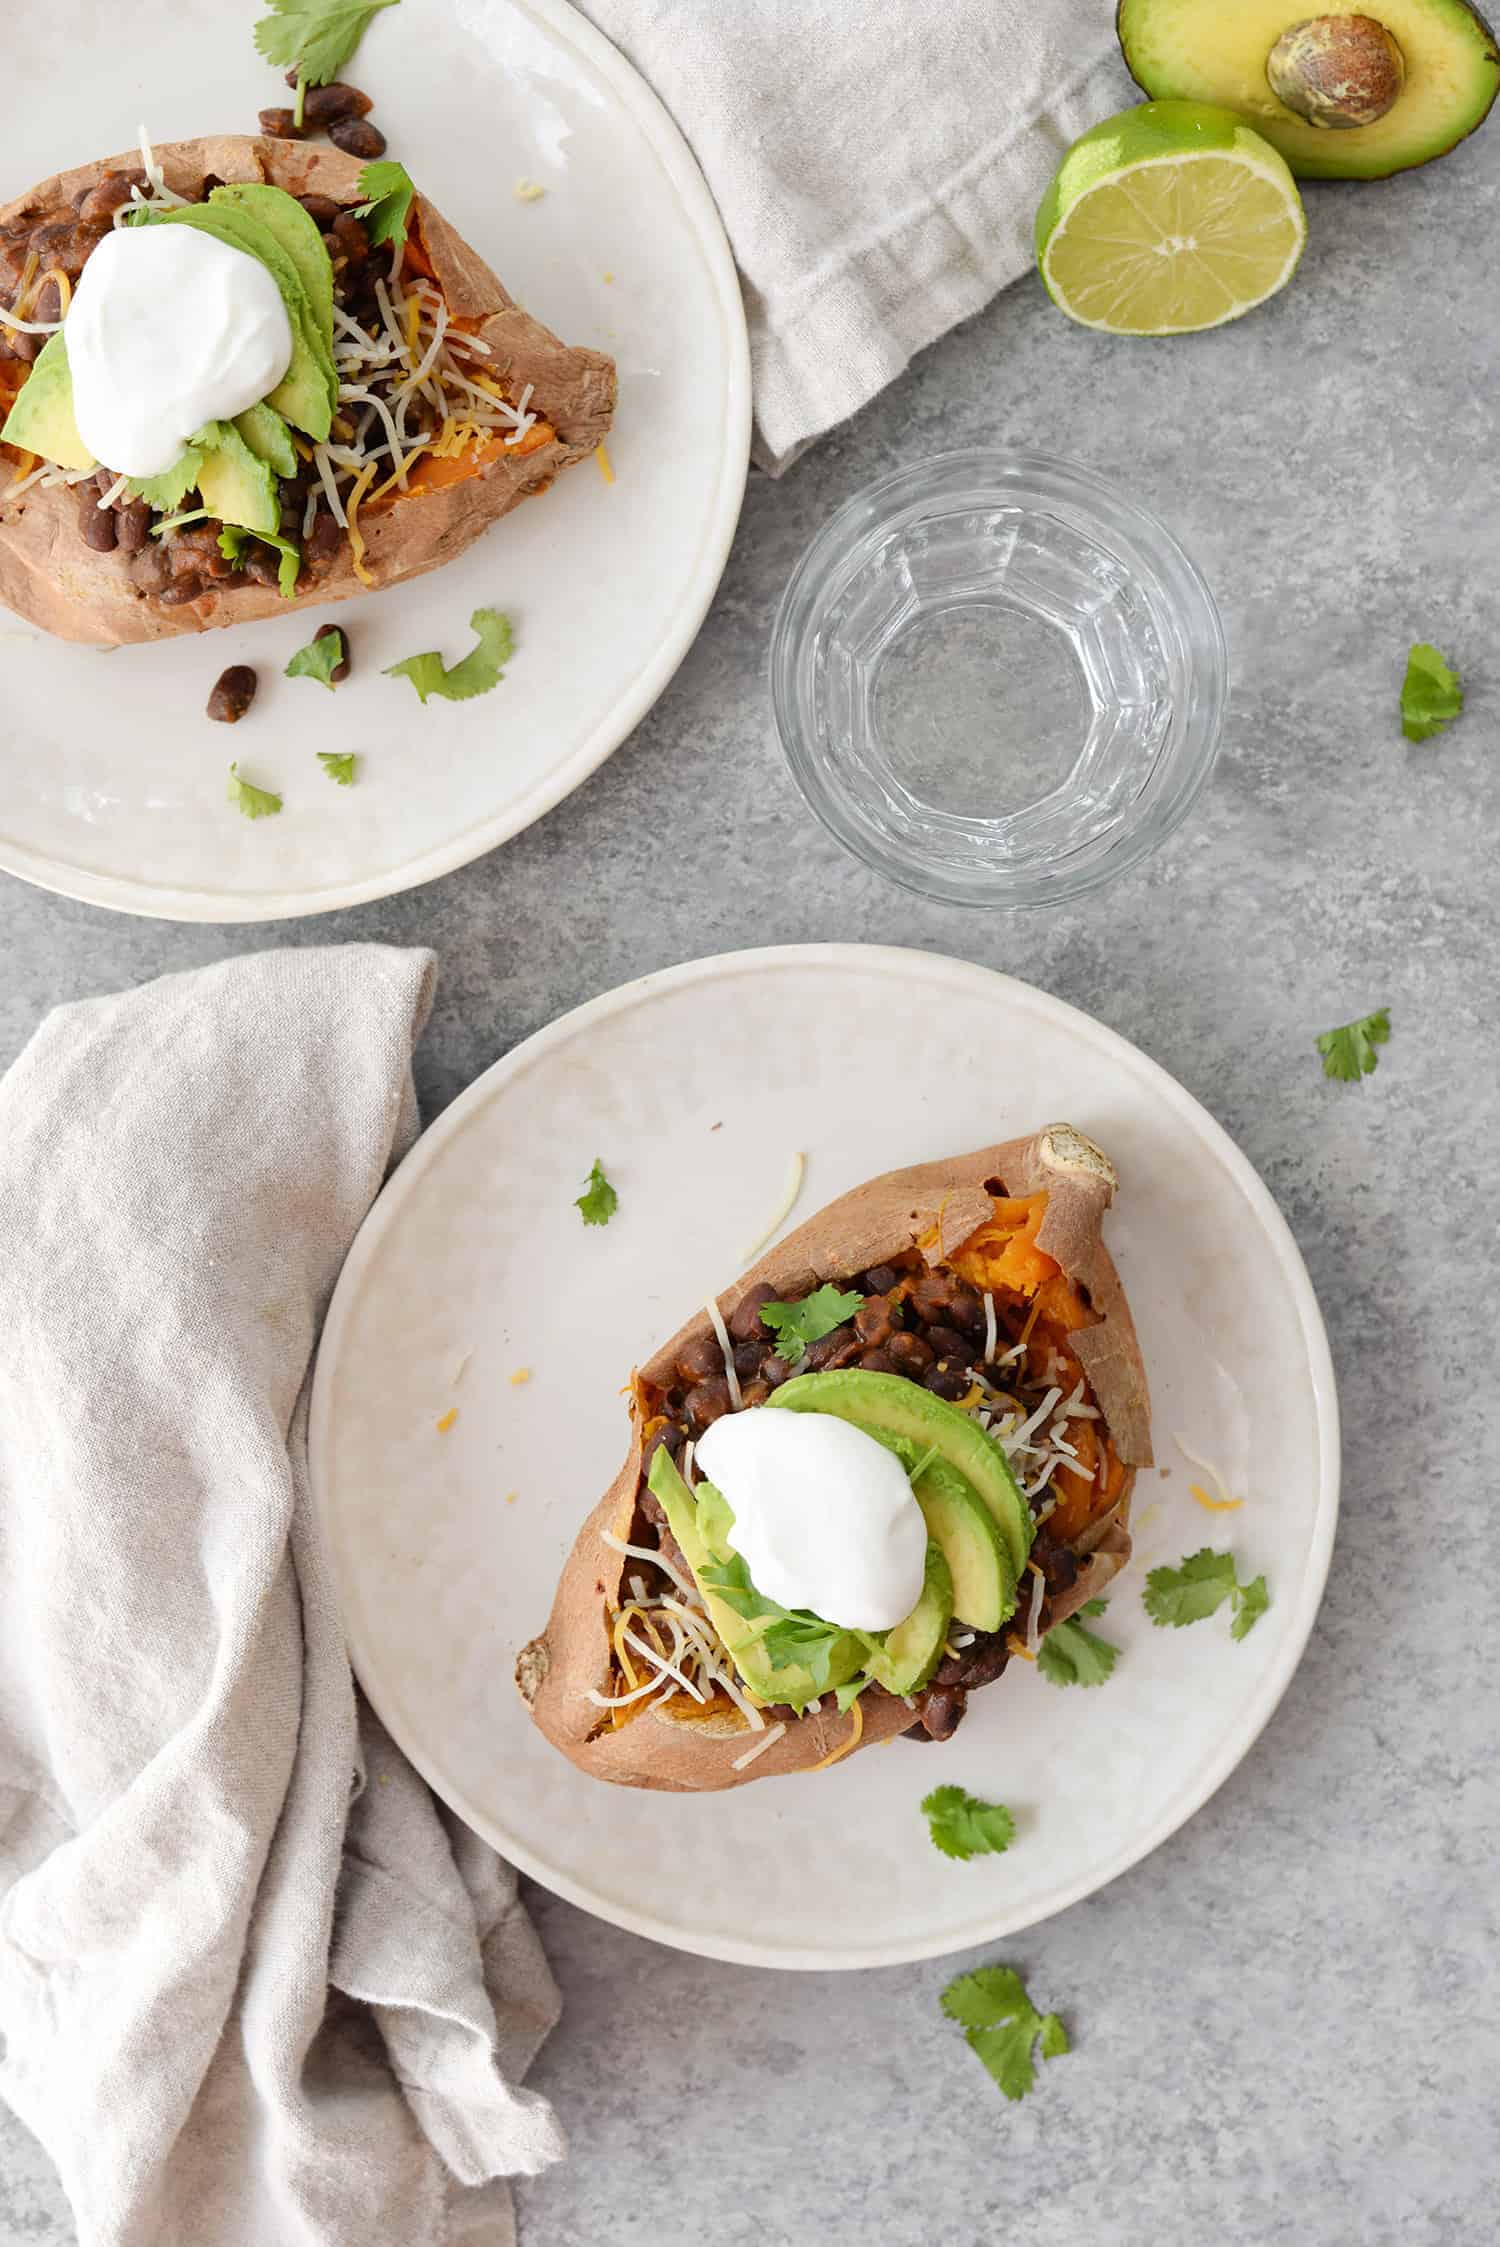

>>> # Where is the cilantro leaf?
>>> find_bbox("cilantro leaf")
[385,608,514,704]
[218,526,302,599]
[1231,1573,1269,1640]
[356,159,416,253]
[940,1965,1068,2103]
[575,1158,617,1227]
[286,629,346,689]
[922,1785,1016,1863]
[1144,1548,1270,1638]
[1316,1008,1390,1083]
[1037,1608,1118,1687]
[1400,642,1463,743]
[129,448,206,513]
[758,1284,865,1353]
[318,752,357,786]
[226,763,282,820]
[253,0,401,88]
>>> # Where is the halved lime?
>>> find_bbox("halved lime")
[1036,99,1307,335]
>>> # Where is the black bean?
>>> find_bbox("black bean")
[158,576,203,606]
[5,329,40,365]
[909,1270,965,1324]
[853,1295,896,1348]
[131,545,171,593]
[258,109,305,140]
[328,116,386,160]
[31,278,61,326]
[297,194,343,229]
[302,81,374,125]
[923,1364,968,1401]
[800,1322,853,1370]
[76,485,117,552]
[857,1348,895,1374]
[77,172,147,226]
[925,1324,976,1367]
[886,1330,934,1377]
[639,1422,682,1478]
[761,1355,792,1389]
[732,1339,765,1382]
[863,1265,899,1295]
[738,1379,772,1410]
[675,1333,722,1386]
[241,548,283,587]
[115,499,151,555]
[916,1685,965,1741]
[314,621,350,682]
[305,510,344,560]
[728,1282,779,1344]
[684,1377,732,1434]
[947,1287,985,1334]
[206,665,257,722]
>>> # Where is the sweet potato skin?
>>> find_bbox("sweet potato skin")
[519,1124,1151,1792]
[0,139,615,645]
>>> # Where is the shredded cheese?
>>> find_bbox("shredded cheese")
[808,1699,864,1771]
[434,1408,458,1434]
[738,1151,805,1263]
[595,442,615,483]
[704,1297,743,1411]
[343,459,380,587]
[1191,1483,1243,1513]
[729,1720,786,1771]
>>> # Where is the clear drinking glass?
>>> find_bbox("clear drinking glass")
[769,450,1227,909]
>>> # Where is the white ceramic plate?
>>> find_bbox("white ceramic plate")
[0,0,749,920]
[310,946,1340,1970]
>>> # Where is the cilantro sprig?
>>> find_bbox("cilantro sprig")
[218,527,302,600]
[1143,1548,1269,1640]
[1037,1598,1118,1687]
[1316,1007,1390,1083]
[318,752,358,786]
[699,1546,850,1702]
[356,160,416,253]
[227,764,282,820]
[286,628,346,690]
[758,1284,864,1354]
[575,1159,617,1227]
[941,1966,1069,2102]
[386,609,514,703]
[1400,642,1463,743]
[922,1786,1016,1862]
[254,0,402,126]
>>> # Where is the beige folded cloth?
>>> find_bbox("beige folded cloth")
[0,947,564,2247]
[580,0,1125,468]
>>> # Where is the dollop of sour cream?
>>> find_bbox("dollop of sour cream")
[65,225,294,479]
[695,1410,926,1631]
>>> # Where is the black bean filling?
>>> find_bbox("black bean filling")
[630,1260,1092,1744]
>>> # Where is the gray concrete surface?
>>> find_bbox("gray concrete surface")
[2,95,1498,2247]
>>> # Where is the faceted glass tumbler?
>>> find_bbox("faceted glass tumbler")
[769,450,1227,909]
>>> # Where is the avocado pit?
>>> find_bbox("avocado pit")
[1266,13,1407,128]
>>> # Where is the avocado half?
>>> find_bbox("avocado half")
[1117,0,1500,177]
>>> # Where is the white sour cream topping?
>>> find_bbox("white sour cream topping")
[65,225,294,479]
[695,1409,927,1631]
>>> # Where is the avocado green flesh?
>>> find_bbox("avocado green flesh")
[193,421,280,536]
[233,400,298,479]
[768,1370,1033,1579]
[863,1541,952,1695]
[144,204,334,439]
[1117,0,1500,177]
[210,185,335,355]
[0,332,95,470]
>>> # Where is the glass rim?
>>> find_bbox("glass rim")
[769,447,1228,910]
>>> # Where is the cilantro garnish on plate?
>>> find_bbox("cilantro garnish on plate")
[940,1966,1069,2102]
[1037,1598,1118,1687]
[758,1284,864,1352]
[575,1159,617,1227]
[318,752,358,786]
[922,1786,1016,1862]
[1143,1548,1268,1640]
[1400,642,1463,742]
[227,764,283,820]
[386,609,515,703]
[287,629,347,690]
[254,0,402,126]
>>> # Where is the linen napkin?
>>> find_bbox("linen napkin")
[0,947,564,2247]
[578,0,1126,469]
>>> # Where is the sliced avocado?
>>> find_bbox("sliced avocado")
[194,420,280,536]
[768,1369,1034,1580]
[647,1450,862,1710]
[1117,0,1500,179]
[0,333,96,471]
[863,1540,952,1695]
[145,205,334,440]
[210,185,335,363]
[233,399,298,480]
[907,1454,1014,1632]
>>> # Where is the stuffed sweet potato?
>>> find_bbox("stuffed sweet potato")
[518,1123,1153,1792]
[0,136,615,645]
